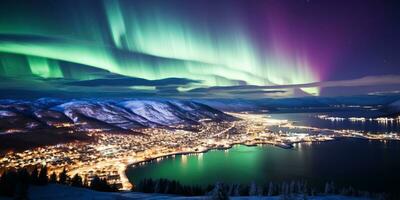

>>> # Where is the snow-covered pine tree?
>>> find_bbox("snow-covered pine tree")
[268,182,274,196]
[210,182,229,200]
[249,181,257,196]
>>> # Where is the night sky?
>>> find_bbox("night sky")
[0,0,399,98]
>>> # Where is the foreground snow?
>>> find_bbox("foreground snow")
[15,184,372,200]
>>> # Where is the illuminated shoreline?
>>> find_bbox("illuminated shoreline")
[1,112,399,191]
[123,133,398,190]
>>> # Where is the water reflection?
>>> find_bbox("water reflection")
[127,139,400,195]
[272,113,400,133]
[181,154,187,165]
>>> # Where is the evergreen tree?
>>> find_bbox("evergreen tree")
[164,181,170,194]
[204,184,213,194]
[161,179,169,193]
[154,179,161,193]
[227,184,235,196]
[14,181,28,200]
[148,178,155,193]
[0,171,18,197]
[324,182,332,195]
[135,179,144,192]
[268,182,274,196]
[238,184,249,196]
[210,182,229,200]
[330,181,335,194]
[290,180,295,194]
[49,172,57,183]
[30,167,39,185]
[141,178,155,193]
[311,188,316,196]
[304,181,309,195]
[284,182,289,196]
[257,185,263,196]
[14,169,30,200]
[70,174,83,187]
[83,177,89,188]
[90,176,101,191]
[249,181,257,196]
[38,166,48,185]
[170,180,177,194]
[58,168,68,184]
[90,175,115,192]
[174,181,183,194]
[0,172,6,196]
[17,169,30,184]
[302,191,308,200]
[231,184,239,196]
[296,181,303,195]
[280,182,291,200]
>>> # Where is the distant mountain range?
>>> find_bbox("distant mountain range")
[1,94,400,134]
[0,98,235,133]
[1,96,399,152]
[198,94,400,114]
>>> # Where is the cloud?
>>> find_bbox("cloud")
[2,71,399,99]
[66,77,201,87]
[188,75,400,93]
[229,90,287,94]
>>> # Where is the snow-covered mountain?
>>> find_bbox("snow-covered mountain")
[0,99,235,132]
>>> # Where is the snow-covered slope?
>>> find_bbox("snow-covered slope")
[21,184,373,200]
[0,99,235,132]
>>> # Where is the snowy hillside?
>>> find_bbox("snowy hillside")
[18,184,373,200]
[0,99,235,132]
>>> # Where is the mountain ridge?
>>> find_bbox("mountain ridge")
[0,99,236,133]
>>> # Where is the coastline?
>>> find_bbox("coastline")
[121,141,284,190]
[122,136,399,190]
[4,111,398,192]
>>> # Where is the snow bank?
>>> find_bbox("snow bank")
[25,184,372,200]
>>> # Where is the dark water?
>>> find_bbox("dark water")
[126,138,400,194]
[270,112,400,133]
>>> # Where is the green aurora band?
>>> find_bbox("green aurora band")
[0,0,319,96]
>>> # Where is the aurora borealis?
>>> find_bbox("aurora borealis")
[0,0,399,98]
